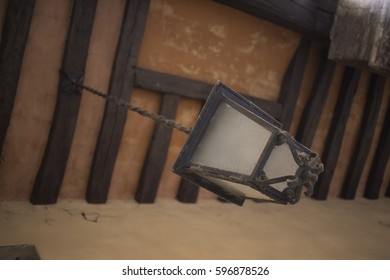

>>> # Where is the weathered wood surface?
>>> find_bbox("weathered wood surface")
[312,67,361,200]
[364,100,390,199]
[0,0,35,156]
[134,67,282,119]
[135,94,180,203]
[31,0,97,204]
[341,74,386,199]
[215,0,335,41]
[295,50,336,148]
[329,0,390,75]
[87,0,151,203]
[177,179,200,203]
[278,38,310,130]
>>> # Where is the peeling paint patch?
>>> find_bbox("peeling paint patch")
[209,24,226,38]
[179,64,200,75]
[209,45,222,54]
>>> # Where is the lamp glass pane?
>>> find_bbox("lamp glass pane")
[191,102,273,175]
[263,142,299,191]
[201,174,272,201]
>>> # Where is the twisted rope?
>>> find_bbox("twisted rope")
[60,70,191,134]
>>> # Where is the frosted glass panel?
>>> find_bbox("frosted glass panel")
[191,102,272,175]
[263,143,299,191]
[202,175,272,201]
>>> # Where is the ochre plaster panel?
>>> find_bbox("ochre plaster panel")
[311,65,345,156]
[157,98,203,199]
[328,71,371,197]
[355,78,390,197]
[138,0,301,101]
[289,43,322,137]
[108,89,161,200]
[0,0,71,200]
[60,0,126,199]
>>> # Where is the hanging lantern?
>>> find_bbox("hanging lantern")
[173,82,324,206]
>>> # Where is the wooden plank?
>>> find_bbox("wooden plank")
[215,0,334,42]
[30,0,97,204]
[312,67,361,200]
[341,74,386,199]
[278,37,311,130]
[135,67,212,100]
[329,0,390,75]
[364,100,390,199]
[134,67,282,119]
[0,0,35,156]
[135,94,180,203]
[86,0,151,203]
[177,179,200,203]
[295,50,336,148]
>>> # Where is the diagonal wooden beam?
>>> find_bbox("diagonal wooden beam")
[86,0,151,203]
[215,0,335,42]
[278,37,311,130]
[312,67,361,200]
[176,179,200,204]
[31,0,97,204]
[135,94,180,203]
[134,67,282,119]
[341,74,386,199]
[364,100,390,199]
[295,49,336,148]
[0,0,35,156]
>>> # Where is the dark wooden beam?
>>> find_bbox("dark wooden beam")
[215,0,335,42]
[135,94,179,203]
[134,67,282,119]
[341,74,386,199]
[295,50,336,148]
[386,181,390,198]
[278,37,311,130]
[135,67,212,100]
[30,0,97,204]
[312,67,361,200]
[0,0,35,156]
[177,180,200,203]
[87,0,151,203]
[364,100,390,199]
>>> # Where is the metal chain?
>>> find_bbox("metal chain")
[60,70,192,134]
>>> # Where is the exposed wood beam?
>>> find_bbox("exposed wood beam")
[312,67,361,200]
[215,0,335,42]
[31,0,97,204]
[364,100,390,199]
[176,179,200,203]
[86,0,151,203]
[341,74,386,199]
[295,50,336,148]
[135,94,179,203]
[278,37,311,130]
[134,67,282,119]
[0,0,35,156]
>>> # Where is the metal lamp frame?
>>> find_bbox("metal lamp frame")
[173,82,323,206]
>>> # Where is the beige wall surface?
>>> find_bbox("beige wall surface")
[0,0,388,202]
